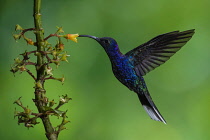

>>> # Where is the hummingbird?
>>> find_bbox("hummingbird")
[79,29,195,124]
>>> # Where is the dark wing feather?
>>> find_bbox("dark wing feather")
[125,29,195,76]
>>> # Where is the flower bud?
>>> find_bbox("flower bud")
[59,126,66,131]
[26,38,34,45]
[49,100,56,107]
[63,119,70,125]
[13,34,21,40]
[58,43,64,50]
[18,65,26,72]
[59,94,71,104]
[60,52,70,62]
[24,107,32,115]
[46,66,53,76]
[14,57,22,64]
[15,24,23,31]
[10,66,19,73]
[35,81,43,89]
[56,76,65,84]
[56,26,64,34]
[14,97,22,106]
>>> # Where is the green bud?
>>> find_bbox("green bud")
[46,66,53,76]
[25,123,33,128]
[10,66,19,73]
[13,34,21,40]
[56,26,64,34]
[34,51,41,56]
[14,97,22,106]
[14,57,22,64]
[55,43,64,51]
[18,117,25,124]
[18,65,26,72]
[43,106,54,112]
[31,117,39,125]
[62,119,70,125]
[60,52,70,62]
[49,99,56,107]
[47,46,53,51]
[31,119,37,124]
[54,109,65,117]
[43,41,51,48]
[51,60,60,66]
[55,76,65,84]
[35,81,43,89]
[15,24,23,31]
[60,126,66,131]
[51,50,58,59]
[24,107,32,115]
[14,109,20,118]
[59,94,71,104]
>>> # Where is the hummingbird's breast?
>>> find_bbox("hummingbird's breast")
[111,57,139,90]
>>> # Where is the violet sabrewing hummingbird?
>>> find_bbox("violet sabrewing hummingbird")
[79,29,195,124]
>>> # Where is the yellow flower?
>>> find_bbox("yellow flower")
[64,34,79,43]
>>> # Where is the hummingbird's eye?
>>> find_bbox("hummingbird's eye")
[104,39,109,44]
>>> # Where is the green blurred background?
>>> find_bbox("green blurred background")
[1,0,210,140]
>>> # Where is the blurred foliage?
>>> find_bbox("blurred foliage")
[0,0,210,140]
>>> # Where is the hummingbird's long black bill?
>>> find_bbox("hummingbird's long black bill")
[79,35,98,40]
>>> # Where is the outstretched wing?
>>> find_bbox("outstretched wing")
[125,29,195,76]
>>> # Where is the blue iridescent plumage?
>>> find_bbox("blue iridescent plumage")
[79,29,195,124]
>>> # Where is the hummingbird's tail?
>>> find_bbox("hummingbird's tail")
[137,90,167,124]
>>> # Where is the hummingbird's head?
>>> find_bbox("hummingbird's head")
[79,35,118,51]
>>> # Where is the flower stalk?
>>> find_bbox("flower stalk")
[11,0,78,139]
[33,0,57,139]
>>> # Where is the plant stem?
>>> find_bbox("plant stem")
[33,0,58,139]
